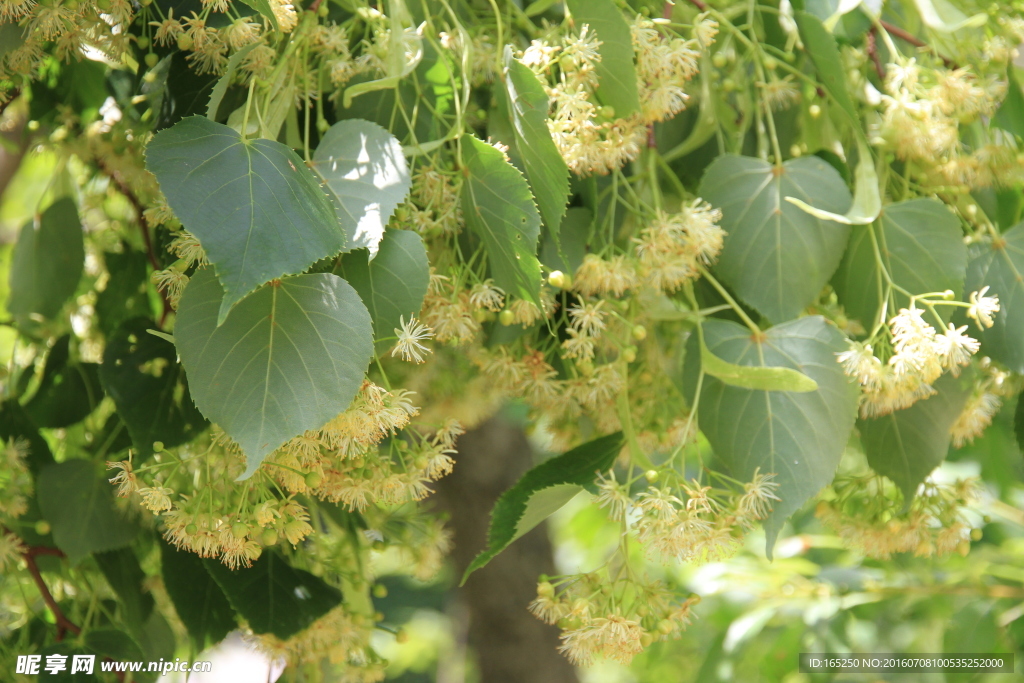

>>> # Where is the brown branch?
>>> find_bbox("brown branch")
[1,530,81,641]
[307,0,325,13]
[879,20,957,68]
[867,28,886,79]
[96,159,174,325]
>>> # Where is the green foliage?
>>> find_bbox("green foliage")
[460,134,543,304]
[146,116,346,323]
[683,317,858,554]
[174,269,373,477]
[160,541,237,649]
[565,0,640,117]
[463,432,624,582]
[23,336,102,429]
[7,198,83,323]
[37,460,139,563]
[699,155,852,322]
[965,223,1024,372]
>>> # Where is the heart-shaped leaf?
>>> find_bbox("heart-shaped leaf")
[833,198,966,330]
[310,119,412,257]
[463,432,623,583]
[174,269,373,478]
[336,229,429,348]
[8,197,84,322]
[682,317,858,555]
[859,371,974,501]
[964,223,1024,372]
[461,134,543,304]
[699,155,852,322]
[146,116,345,324]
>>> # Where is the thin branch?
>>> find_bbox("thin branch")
[5,534,81,640]
[879,20,957,68]
[867,28,886,79]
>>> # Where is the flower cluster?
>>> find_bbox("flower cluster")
[633,201,725,293]
[529,572,699,666]
[817,476,980,559]
[0,438,33,519]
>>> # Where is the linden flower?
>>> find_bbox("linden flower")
[0,532,25,572]
[569,300,607,337]
[139,486,174,514]
[468,279,504,312]
[967,286,1000,328]
[107,459,138,497]
[737,469,781,520]
[391,315,433,363]
[933,323,980,375]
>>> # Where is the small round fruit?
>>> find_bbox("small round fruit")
[712,53,728,69]
[35,520,51,535]
[547,270,569,289]
[372,584,388,598]
[631,324,647,341]
[152,440,164,452]
[644,470,659,483]
[763,56,778,70]
[537,581,555,598]
[722,78,737,92]
[137,36,150,50]
[144,53,159,68]
[396,629,409,644]
[261,528,279,546]
[622,346,637,363]
[317,118,329,133]
[231,522,249,539]
[185,523,199,536]
[499,309,515,326]
[970,528,983,541]
[808,104,822,119]
[176,33,194,51]
[304,471,323,489]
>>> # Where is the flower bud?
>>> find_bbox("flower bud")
[372,584,388,598]
[537,581,555,598]
[644,469,659,483]
[499,309,515,326]
[304,471,323,489]
[548,270,569,289]
[35,520,51,535]
[231,522,249,539]
[631,324,647,341]
[261,528,278,546]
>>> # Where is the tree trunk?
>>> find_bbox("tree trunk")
[433,415,578,683]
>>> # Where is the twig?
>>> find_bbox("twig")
[879,20,957,68]
[308,0,325,13]
[866,28,886,79]
[17,542,80,640]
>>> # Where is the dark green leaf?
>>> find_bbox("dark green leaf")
[145,116,344,323]
[699,155,852,322]
[336,229,429,348]
[311,119,412,256]
[203,551,342,640]
[236,0,279,30]
[96,249,150,338]
[37,460,140,563]
[23,336,103,429]
[682,317,858,555]
[504,47,569,241]
[461,134,543,304]
[174,269,373,478]
[993,66,1024,139]
[84,629,145,661]
[541,206,591,275]
[206,42,258,121]
[0,398,55,477]
[860,372,974,501]
[8,197,84,321]
[565,0,640,118]
[833,199,966,329]
[964,223,1024,372]
[160,540,236,649]
[794,11,858,123]
[100,318,208,459]
[95,548,155,631]
[463,432,624,583]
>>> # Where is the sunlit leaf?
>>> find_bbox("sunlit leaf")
[566,0,640,118]
[964,223,1024,372]
[8,197,84,322]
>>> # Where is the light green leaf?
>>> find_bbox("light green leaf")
[174,269,373,478]
[236,0,279,31]
[145,116,344,324]
[8,197,84,322]
[682,317,858,556]
[37,459,140,563]
[699,328,818,392]
[833,198,966,330]
[786,140,880,225]
[335,229,429,348]
[566,0,640,119]
[203,551,342,640]
[794,11,859,124]
[860,371,974,501]
[993,66,1024,139]
[310,119,411,257]
[964,223,1024,372]
[462,432,624,584]
[912,0,987,32]
[206,42,258,120]
[504,47,569,241]
[699,155,852,322]
[461,134,543,304]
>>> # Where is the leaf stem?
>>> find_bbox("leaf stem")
[698,266,760,335]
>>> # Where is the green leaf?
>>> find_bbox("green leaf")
[699,155,852,322]
[236,0,279,31]
[160,540,236,649]
[0,399,55,477]
[912,0,987,32]
[463,432,623,583]
[96,249,150,338]
[503,47,570,241]
[993,66,1024,139]
[682,317,858,555]
[794,11,858,124]
[859,371,974,501]
[461,134,543,304]
[964,223,1024,372]
[566,0,640,118]
[95,548,155,631]
[8,197,84,322]
[310,119,412,256]
[23,336,103,429]
[84,629,145,662]
[145,116,344,324]
[206,42,258,121]
[698,328,818,392]
[833,198,966,330]
[174,269,373,478]
[787,139,880,225]
[100,318,208,459]
[203,551,342,640]
[335,229,429,348]
[37,460,140,563]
